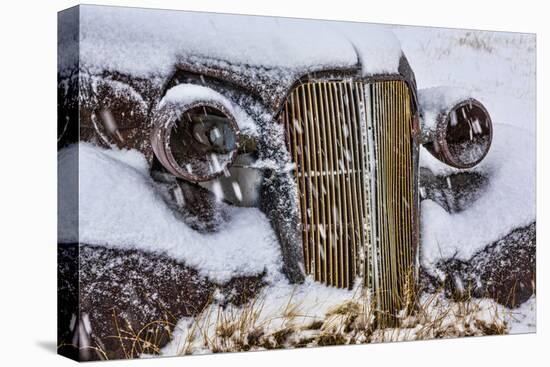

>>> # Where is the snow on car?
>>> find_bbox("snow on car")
[57,5,536,361]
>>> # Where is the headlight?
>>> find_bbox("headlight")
[422,97,492,169]
[151,101,240,182]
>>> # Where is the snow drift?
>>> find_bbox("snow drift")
[394,27,536,270]
[58,143,284,283]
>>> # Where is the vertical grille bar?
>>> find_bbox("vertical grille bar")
[340,83,358,283]
[345,82,365,282]
[315,82,331,284]
[327,83,343,287]
[322,82,337,286]
[305,84,322,281]
[334,83,350,287]
[358,84,374,290]
[292,87,311,274]
[300,85,317,275]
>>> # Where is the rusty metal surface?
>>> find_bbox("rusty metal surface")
[77,72,164,163]
[74,57,418,163]
[420,222,535,309]
[58,244,266,361]
[172,54,418,113]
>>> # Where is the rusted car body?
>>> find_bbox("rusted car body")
[58,5,493,324]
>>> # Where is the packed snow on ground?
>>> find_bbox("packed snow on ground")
[506,296,536,334]
[393,27,536,269]
[160,283,533,356]
[76,5,402,78]
[161,278,359,355]
[57,143,284,283]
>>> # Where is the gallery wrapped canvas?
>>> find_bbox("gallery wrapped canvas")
[58,4,536,361]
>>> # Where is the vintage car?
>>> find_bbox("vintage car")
[58,5,494,313]
[58,5,535,361]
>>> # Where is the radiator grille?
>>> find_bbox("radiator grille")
[281,79,415,315]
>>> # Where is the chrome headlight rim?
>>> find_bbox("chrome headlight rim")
[429,98,493,169]
[151,100,241,182]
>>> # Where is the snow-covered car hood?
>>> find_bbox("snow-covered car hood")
[72,5,403,77]
[60,5,416,108]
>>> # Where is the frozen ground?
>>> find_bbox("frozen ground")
[506,296,536,333]
[161,281,534,356]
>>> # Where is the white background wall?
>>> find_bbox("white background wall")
[0,0,546,366]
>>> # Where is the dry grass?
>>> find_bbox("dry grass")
[77,286,515,360]
[71,309,178,361]
[165,288,510,356]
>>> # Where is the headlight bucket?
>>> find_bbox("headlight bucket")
[423,98,492,169]
[151,100,240,182]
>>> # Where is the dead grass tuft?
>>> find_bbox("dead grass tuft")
[166,288,510,355]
